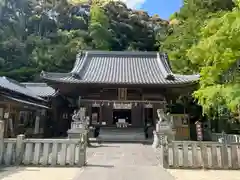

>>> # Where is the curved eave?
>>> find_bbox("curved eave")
[41,71,199,87]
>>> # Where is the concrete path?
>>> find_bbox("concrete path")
[73,143,174,180]
[0,167,80,180]
[168,169,240,180]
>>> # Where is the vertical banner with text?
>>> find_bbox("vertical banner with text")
[195,121,203,141]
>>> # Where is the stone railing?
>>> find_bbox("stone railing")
[1,134,87,166]
[0,120,87,167]
[212,133,240,143]
[161,141,240,169]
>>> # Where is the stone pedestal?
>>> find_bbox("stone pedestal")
[68,128,88,139]
[68,122,88,139]
[152,130,176,148]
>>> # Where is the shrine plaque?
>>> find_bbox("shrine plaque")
[4,112,9,119]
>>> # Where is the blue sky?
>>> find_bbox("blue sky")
[140,0,182,19]
[120,0,183,20]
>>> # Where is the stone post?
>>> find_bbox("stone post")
[162,143,169,168]
[152,131,160,148]
[78,131,87,166]
[34,113,40,134]
[16,134,25,165]
[0,120,4,164]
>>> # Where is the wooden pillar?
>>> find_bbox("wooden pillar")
[88,104,92,125]
[153,105,157,126]
[142,104,145,126]
[0,120,4,164]
[107,105,112,125]
[99,105,102,124]
[5,104,12,137]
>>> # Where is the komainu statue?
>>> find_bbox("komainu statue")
[72,108,87,123]
[157,109,172,123]
[152,109,175,148]
[72,110,80,122]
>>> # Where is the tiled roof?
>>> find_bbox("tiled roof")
[1,94,49,109]
[21,83,57,97]
[0,77,44,101]
[41,51,199,85]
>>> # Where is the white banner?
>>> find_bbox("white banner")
[113,103,132,109]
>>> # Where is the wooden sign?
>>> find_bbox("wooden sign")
[195,121,203,141]
[4,112,9,119]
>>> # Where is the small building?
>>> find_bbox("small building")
[22,83,72,137]
[41,51,199,140]
[0,77,49,137]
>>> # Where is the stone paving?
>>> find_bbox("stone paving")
[0,167,80,180]
[1,143,240,180]
[72,143,175,180]
[168,169,240,180]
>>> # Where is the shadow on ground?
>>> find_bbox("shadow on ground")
[0,167,30,179]
[86,164,114,168]
[88,144,121,148]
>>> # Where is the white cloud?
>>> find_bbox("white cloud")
[118,0,146,9]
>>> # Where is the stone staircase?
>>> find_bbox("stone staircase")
[96,127,151,143]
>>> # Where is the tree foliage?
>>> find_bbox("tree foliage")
[187,1,240,114]
[0,0,166,81]
[89,3,112,49]
[160,0,234,74]
[159,0,240,116]
[1,0,239,116]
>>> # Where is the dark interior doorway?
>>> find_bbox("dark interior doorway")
[144,108,153,126]
[113,109,131,124]
[92,107,100,124]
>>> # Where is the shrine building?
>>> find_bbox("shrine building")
[41,51,199,140]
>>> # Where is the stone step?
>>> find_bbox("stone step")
[99,127,144,132]
[98,127,146,142]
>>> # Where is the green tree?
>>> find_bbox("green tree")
[187,1,240,115]
[89,3,112,50]
[160,0,234,74]
[0,0,166,81]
